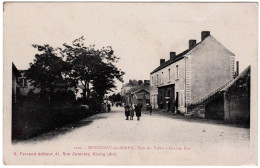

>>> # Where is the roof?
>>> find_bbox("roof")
[125,86,140,95]
[221,65,251,92]
[150,42,201,74]
[135,94,150,100]
[133,87,150,94]
[12,63,21,77]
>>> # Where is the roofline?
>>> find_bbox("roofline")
[221,65,251,92]
[150,40,202,75]
[150,56,184,74]
[133,88,150,94]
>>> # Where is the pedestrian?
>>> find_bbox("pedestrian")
[160,100,163,110]
[135,103,142,121]
[124,104,130,120]
[107,103,111,112]
[129,104,135,120]
[149,104,152,115]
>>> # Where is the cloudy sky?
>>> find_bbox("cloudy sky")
[4,3,257,93]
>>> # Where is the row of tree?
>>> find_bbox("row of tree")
[26,36,125,105]
[108,93,123,103]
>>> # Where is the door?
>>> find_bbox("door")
[171,86,175,113]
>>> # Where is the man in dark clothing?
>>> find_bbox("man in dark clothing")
[149,104,152,115]
[135,103,142,120]
[125,104,130,120]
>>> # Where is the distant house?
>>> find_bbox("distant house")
[131,87,150,109]
[12,63,21,104]
[121,80,139,97]
[150,31,236,115]
[121,79,146,104]
[123,80,150,108]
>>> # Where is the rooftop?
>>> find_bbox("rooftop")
[150,42,201,74]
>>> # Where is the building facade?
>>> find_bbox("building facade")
[150,31,235,114]
[18,70,41,96]
[122,80,150,107]
[12,63,21,104]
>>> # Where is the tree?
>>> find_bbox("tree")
[26,44,67,104]
[61,37,124,104]
[108,93,122,102]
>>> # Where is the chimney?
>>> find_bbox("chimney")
[236,61,239,76]
[170,52,176,60]
[160,59,165,65]
[144,80,150,84]
[201,31,210,41]
[189,40,196,49]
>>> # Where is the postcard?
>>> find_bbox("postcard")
[3,2,258,165]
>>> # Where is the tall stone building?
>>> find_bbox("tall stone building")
[150,31,235,114]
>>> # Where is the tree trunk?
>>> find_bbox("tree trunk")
[86,82,90,104]
[82,88,87,104]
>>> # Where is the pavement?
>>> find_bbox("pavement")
[10,107,253,165]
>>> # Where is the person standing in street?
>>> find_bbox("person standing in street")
[129,103,135,120]
[149,104,152,115]
[125,104,130,120]
[107,103,111,112]
[136,103,142,121]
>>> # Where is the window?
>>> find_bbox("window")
[151,76,153,86]
[161,72,164,83]
[20,78,27,87]
[156,74,158,85]
[176,65,179,79]
[168,69,171,81]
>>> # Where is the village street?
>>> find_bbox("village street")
[11,106,253,165]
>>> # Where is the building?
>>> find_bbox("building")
[124,80,150,108]
[189,66,250,127]
[150,31,235,114]
[121,79,145,103]
[121,80,150,107]
[221,66,250,126]
[12,63,21,104]
[18,70,41,96]
[121,80,139,97]
[18,70,74,99]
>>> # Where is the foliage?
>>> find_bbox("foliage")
[25,44,68,104]
[61,36,124,104]
[108,93,123,102]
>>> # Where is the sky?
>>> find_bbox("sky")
[4,3,257,93]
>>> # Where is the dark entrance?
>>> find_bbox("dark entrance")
[158,84,175,112]
[175,92,179,113]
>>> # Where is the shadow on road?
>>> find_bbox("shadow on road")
[13,114,109,144]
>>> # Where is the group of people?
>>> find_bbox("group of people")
[124,103,142,121]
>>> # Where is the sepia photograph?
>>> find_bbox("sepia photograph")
[3,2,258,165]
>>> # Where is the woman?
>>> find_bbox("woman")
[125,104,130,120]
[129,104,135,120]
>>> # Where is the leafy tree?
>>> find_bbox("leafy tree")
[109,93,122,102]
[61,37,124,104]
[26,44,67,104]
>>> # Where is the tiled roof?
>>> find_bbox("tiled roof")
[12,63,21,77]
[150,42,201,74]
[133,87,150,94]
